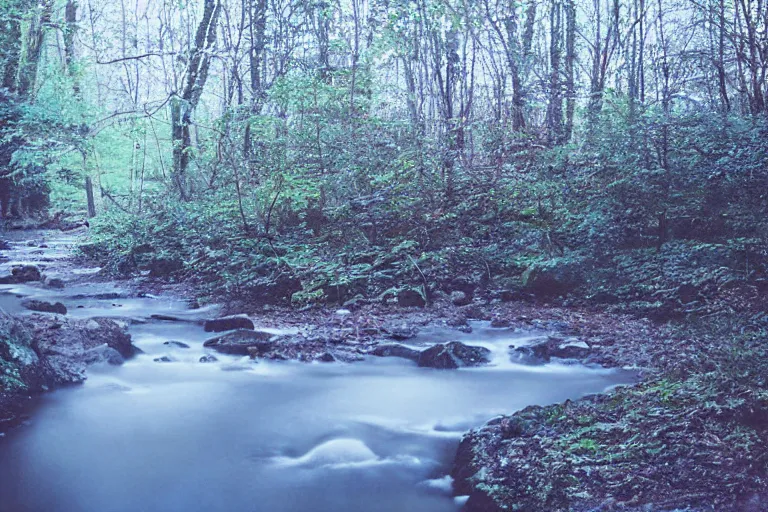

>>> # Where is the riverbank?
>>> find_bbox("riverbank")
[451,314,768,511]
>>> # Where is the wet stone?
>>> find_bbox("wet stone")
[204,315,255,333]
[163,341,190,349]
[22,300,67,315]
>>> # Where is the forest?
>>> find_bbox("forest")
[1,0,768,510]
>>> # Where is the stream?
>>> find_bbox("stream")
[0,231,634,512]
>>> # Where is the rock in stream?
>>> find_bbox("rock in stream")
[203,315,255,333]
[203,329,275,355]
[418,342,491,369]
[22,300,68,315]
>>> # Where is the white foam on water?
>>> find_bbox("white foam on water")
[352,415,468,439]
[274,438,379,468]
[272,438,425,470]
[454,495,470,506]
[421,475,454,493]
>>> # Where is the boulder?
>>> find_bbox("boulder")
[370,344,420,362]
[83,346,125,366]
[0,313,49,395]
[417,342,491,369]
[590,290,620,304]
[199,354,218,363]
[0,265,42,284]
[203,329,275,355]
[513,336,591,364]
[21,300,67,315]
[451,290,472,306]
[69,292,126,300]
[204,315,255,333]
[83,318,137,359]
[163,341,190,349]
[45,277,65,289]
[153,356,173,363]
[397,289,426,307]
[22,316,136,384]
[521,258,585,298]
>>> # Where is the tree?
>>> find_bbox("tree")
[16,0,53,99]
[564,0,576,141]
[171,0,222,200]
[586,0,620,134]
[546,0,564,144]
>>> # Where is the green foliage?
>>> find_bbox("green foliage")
[3,0,765,312]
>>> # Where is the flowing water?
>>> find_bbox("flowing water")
[0,232,634,512]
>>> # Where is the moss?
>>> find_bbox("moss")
[0,358,27,391]
[0,316,37,392]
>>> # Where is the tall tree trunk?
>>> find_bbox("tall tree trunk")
[248,0,267,109]
[1,6,22,92]
[171,97,195,199]
[564,0,576,142]
[243,0,267,171]
[588,0,603,124]
[547,0,564,145]
[517,0,537,130]
[442,28,459,199]
[504,5,525,131]
[16,0,54,99]
[171,0,221,200]
[85,175,96,218]
[313,1,331,81]
[715,0,730,113]
[402,56,423,135]
[486,0,535,132]
[735,0,765,114]
[64,0,80,96]
[587,0,619,135]
[657,0,671,173]
[627,0,646,148]
[349,0,361,111]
